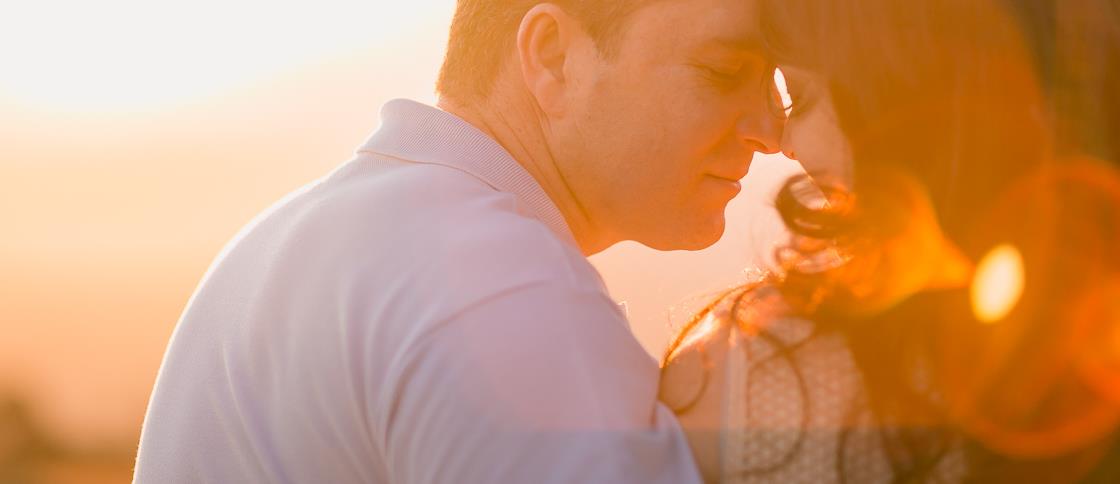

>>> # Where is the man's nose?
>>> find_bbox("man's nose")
[737,101,784,155]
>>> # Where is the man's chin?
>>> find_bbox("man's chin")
[640,217,725,252]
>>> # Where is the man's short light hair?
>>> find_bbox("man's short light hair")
[436,0,652,103]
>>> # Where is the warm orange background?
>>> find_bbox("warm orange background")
[0,2,800,480]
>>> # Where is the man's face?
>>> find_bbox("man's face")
[553,0,783,251]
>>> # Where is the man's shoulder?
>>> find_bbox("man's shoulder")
[266,158,605,304]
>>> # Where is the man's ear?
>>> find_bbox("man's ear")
[516,4,586,117]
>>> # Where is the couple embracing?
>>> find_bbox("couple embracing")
[135,0,1120,482]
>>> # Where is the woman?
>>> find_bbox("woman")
[660,0,1120,482]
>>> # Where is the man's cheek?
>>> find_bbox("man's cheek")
[691,104,740,133]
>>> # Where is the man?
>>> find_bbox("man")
[134,0,782,482]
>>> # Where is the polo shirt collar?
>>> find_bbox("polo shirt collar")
[359,99,576,246]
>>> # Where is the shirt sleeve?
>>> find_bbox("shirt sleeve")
[379,281,703,484]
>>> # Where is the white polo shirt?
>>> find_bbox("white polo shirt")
[134,99,702,484]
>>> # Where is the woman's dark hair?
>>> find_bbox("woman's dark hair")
[1009,0,1120,164]
[665,0,1120,481]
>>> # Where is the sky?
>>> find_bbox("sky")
[0,0,802,449]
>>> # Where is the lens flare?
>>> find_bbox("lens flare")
[971,244,1025,323]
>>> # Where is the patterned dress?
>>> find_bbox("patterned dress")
[662,285,965,483]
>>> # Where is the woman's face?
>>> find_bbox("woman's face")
[777,65,853,188]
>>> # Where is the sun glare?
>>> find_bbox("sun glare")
[774,68,793,116]
[0,1,448,112]
[971,244,1025,323]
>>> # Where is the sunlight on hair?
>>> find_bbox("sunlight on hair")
[971,244,1025,323]
[674,312,722,358]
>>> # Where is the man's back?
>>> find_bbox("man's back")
[134,100,701,483]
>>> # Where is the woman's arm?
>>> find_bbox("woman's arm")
[659,312,737,483]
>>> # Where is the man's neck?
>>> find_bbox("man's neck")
[437,95,613,256]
